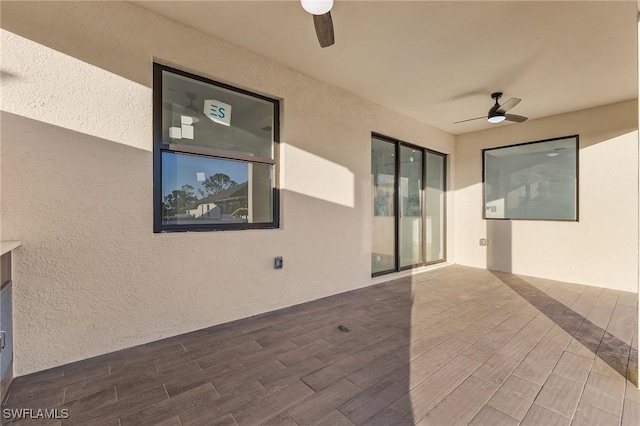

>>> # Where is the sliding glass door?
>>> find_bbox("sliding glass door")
[371,138,396,275]
[371,134,446,276]
[399,146,423,268]
[426,152,446,263]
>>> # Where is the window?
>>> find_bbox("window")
[371,133,447,276]
[153,64,279,232]
[483,135,578,221]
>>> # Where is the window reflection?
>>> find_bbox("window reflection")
[162,152,272,225]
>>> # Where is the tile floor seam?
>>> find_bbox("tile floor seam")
[535,401,574,423]
[409,353,487,425]
[296,377,320,395]
[468,398,521,425]
[464,371,520,425]
[504,316,559,372]
[553,353,595,384]
[575,401,623,426]
[491,319,571,421]
[589,297,618,338]
[229,413,239,426]
[255,379,270,394]
[620,325,634,412]
[560,359,594,425]
[344,377,408,424]
[405,339,474,391]
[582,372,628,418]
[601,293,622,334]
[409,329,456,349]
[620,396,634,426]
[528,337,574,412]
[482,299,534,331]
[162,384,170,400]
[576,394,624,419]
[488,375,540,421]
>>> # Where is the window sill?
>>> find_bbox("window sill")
[1,241,21,256]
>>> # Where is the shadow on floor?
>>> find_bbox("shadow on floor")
[2,274,418,425]
[490,270,636,386]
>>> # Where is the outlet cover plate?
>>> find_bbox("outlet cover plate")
[274,256,283,269]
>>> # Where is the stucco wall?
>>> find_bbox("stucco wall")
[636,7,640,374]
[455,100,639,291]
[0,1,455,375]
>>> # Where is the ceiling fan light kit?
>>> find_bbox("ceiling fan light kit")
[301,0,333,15]
[488,113,506,124]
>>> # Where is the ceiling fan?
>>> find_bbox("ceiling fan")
[301,0,335,48]
[454,92,528,124]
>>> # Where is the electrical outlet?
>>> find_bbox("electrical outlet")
[274,256,283,269]
[479,238,487,246]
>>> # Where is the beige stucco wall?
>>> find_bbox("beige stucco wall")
[0,1,455,375]
[455,100,639,292]
[636,5,640,382]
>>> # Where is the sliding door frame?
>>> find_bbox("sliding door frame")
[371,135,398,276]
[398,141,426,272]
[424,149,447,266]
[371,132,447,277]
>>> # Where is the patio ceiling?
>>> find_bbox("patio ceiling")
[132,0,638,135]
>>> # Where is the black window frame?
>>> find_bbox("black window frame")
[153,63,280,233]
[482,135,579,222]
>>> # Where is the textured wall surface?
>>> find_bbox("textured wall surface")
[0,1,455,375]
[455,100,639,291]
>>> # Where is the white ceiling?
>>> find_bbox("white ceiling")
[134,0,638,135]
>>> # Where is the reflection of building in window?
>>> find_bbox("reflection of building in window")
[185,182,249,221]
[186,203,220,219]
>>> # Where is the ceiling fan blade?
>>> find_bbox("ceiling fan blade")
[505,114,528,122]
[453,116,486,124]
[313,11,335,48]
[497,98,521,113]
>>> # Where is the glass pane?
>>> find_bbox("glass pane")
[371,138,396,274]
[484,137,577,220]
[162,71,275,159]
[426,153,445,262]
[162,152,273,226]
[400,146,423,268]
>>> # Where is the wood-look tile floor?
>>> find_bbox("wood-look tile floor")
[3,265,639,425]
